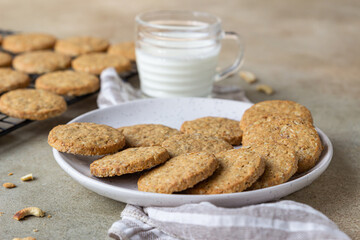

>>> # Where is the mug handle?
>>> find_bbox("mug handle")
[214,31,245,82]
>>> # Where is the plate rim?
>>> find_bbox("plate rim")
[52,97,333,207]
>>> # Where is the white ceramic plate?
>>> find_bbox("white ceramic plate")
[53,98,333,207]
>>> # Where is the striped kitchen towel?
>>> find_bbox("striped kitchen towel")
[108,201,350,240]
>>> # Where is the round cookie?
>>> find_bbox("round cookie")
[107,42,136,61]
[246,144,298,190]
[242,118,323,173]
[0,68,30,94]
[13,50,71,74]
[180,116,243,145]
[55,36,109,56]
[72,53,131,75]
[0,89,66,120]
[185,148,265,194]
[0,52,12,67]
[162,133,233,157]
[35,70,99,96]
[118,124,180,147]
[138,152,219,194]
[240,100,313,130]
[2,33,56,53]
[90,146,170,177]
[48,122,125,156]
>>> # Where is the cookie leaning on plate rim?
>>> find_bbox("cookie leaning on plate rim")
[35,70,100,96]
[48,122,126,156]
[0,89,66,120]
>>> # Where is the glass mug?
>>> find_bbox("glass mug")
[135,10,244,98]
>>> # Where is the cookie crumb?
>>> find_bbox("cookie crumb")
[0,212,4,216]
[3,182,16,188]
[8,172,14,176]
[47,214,52,218]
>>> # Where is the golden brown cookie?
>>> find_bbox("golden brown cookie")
[107,42,136,61]
[240,100,313,131]
[180,116,243,145]
[242,118,323,173]
[35,70,99,96]
[0,89,66,120]
[55,36,109,56]
[2,33,56,53]
[138,152,219,194]
[48,122,125,155]
[90,146,170,177]
[118,124,180,147]
[72,53,131,75]
[0,68,30,94]
[13,50,71,74]
[186,148,265,194]
[0,52,12,67]
[161,133,233,157]
[246,144,298,190]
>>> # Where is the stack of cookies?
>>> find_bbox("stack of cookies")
[48,101,323,195]
[0,32,135,120]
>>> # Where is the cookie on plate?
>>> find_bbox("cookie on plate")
[0,89,66,120]
[185,148,265,194]
[239,100,313,131]
[0,52,12,67]
[48,122,125,155]
[242,118,323,173]
[35,70,99,96]
[118,124,180,147]
[0,68,30,94]
[55,36,109,56]
[246,144,298,190]
[162,133,233,157]
[2,33,56,53]
[90,146,170,177]
[138,152,219,194]
[13,50,71,74]
[107,42,136,61]
[180,116,243,145]
[72,53,131,75]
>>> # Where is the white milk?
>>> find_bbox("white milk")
[136,32,221,98]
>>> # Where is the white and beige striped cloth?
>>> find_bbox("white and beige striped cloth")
[99,68,349,240]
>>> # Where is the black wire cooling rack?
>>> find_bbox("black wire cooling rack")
[0,30,137,136]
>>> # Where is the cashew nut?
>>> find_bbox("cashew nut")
[20,173,33,181]
[239,71,257,84]
[256,84,274,95]
[13,237,36,240]
[13,207,45,221]
[3,182,16,188]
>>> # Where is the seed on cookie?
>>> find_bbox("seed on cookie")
[35,70,99,96]
[0,51,12,67]
[72,53,131,75]
[55,36,109,56]
[246,143,298,190]
[180,116,243,145]
[0,68,30,94]
[48,122,126,156]
[0,89,67,120]
[118,124,180,147]
[2,33,56,53]
[162,133,233,157]
[242,118,323,173]
[138,152,219,194]
[90,146,170,177]
[185,148,265,194]
[13,50,71,74]
[107,42,136,61]
[239,100,313,131]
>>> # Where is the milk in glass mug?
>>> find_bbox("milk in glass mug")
[135,10,244,98]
